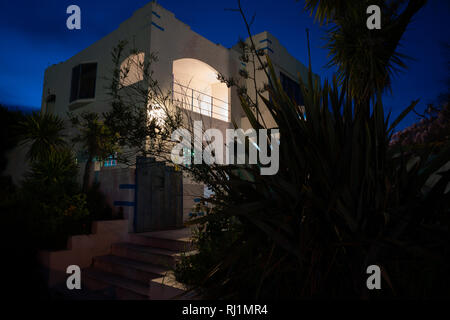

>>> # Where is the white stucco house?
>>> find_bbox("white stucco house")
[39,1,311,230]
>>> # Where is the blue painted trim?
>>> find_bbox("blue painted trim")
[152,11,161,18]
[119,184,136,190]
[114,201,136,207]
[151,22,164,31]
[133,167,138,232]
[259,38,272,44]
[260,46,274,53]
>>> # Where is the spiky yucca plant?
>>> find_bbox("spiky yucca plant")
[175,56,450,299]
[304,0,427,103]
[17,111,67,162]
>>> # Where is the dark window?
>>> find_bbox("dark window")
[280,72,303,106]
[46,94,56,103]
[70,66,80,102]
[70,63,97,102]
[46,94,56,113]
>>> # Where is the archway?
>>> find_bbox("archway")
[120,52,145,87]
[172,58,229,122]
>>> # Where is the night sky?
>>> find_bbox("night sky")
[0,0,448,129]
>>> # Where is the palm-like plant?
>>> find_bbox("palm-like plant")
[304,0,349,24]
[21,148,90,250]
[173,0,449,298]
[18,111,67,162]
[176,56,450,298]
[24,148,79,194]
[304,0,427,103]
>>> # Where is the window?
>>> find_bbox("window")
[280,72,303,106]
[46,94,56,114]
[103,154,117,168]
[70,63,97,102]
[120,53,145,86]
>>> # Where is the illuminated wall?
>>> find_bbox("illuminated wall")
[172,58,229,122]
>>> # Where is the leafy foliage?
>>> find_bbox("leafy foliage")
[104,40,183,165]
[172,0,448,297]
[304,0,427,102]
[69,111,119,192]
[24,148,79,191]
[391,100,450,150]
[17,111,67,162]
[175,56,450,298]
[9,111,118,250]
[20,148,90,249]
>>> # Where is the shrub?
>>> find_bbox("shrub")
[391,103,450,150]
[174,59,450,299]
[20,149,90,250]
[17,111,67,162]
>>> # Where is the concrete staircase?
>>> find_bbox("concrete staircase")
[81,229,197,300]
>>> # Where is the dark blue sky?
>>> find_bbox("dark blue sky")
[0,0,448,128]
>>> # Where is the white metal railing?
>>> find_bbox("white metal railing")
[172,82,229,122]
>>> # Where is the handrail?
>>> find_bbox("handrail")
[174,82,228,105]
[172,89,229,112]
[172,81,229,122]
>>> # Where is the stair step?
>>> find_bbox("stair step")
[81,228,198,300]
[93,255,169,284]
[112,242,184,268]
[129,233,194,252]
[83,267,149,300]
[49,282,115,300]
[148,274,188,300]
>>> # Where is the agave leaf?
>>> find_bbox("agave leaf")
[387,99,419,134]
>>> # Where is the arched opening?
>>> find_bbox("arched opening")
[172,58,229,122]
[120,52,145,87]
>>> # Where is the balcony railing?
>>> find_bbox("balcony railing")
[172,82,229,122]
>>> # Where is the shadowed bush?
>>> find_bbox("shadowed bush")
[20,148,90,250]
[175,57,450,299]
